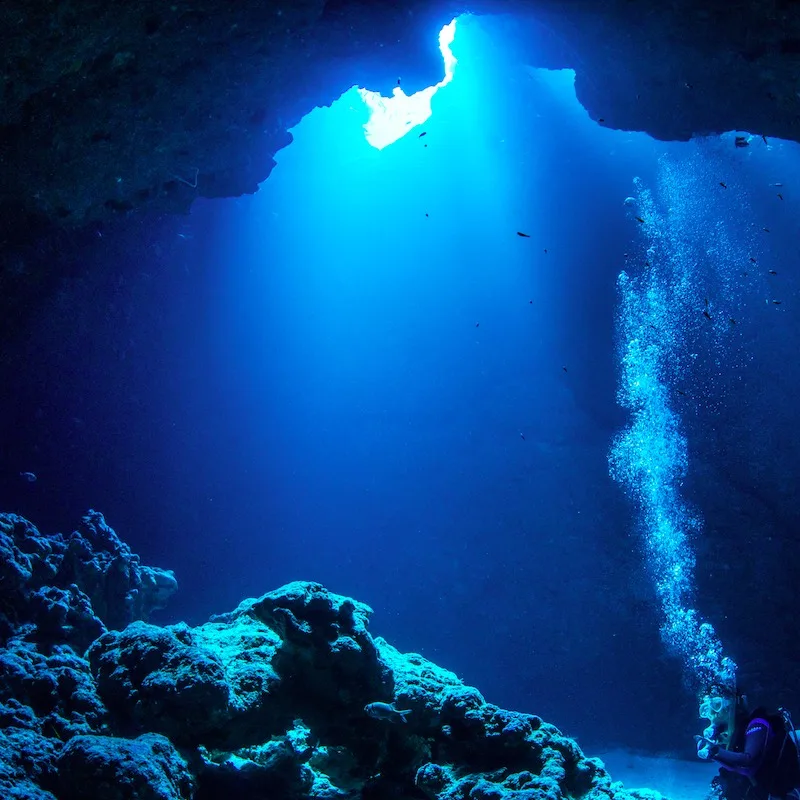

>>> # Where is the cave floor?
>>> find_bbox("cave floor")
[596,750,718,800]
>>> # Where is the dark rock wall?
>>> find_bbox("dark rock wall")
[0,0,456,229]
[4,1,800,236]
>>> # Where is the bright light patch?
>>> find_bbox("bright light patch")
[358,20,457,150]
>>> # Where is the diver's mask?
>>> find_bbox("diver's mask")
[699,693,737,747]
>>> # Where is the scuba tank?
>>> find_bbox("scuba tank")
[766,708,800,799]
[777,708,800,773]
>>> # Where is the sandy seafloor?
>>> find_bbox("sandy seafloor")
[597,751,718,800]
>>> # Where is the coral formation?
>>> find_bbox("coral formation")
[0,511,662,799]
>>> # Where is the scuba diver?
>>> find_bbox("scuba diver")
[695,690,800,800]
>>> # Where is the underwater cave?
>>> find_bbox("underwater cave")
[2,2,800,799]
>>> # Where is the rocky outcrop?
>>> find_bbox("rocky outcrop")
[0,511,663,800]
[57,733,194,800]
[0,638,106,740]
[0,510,177,645]
[0,512,178,799]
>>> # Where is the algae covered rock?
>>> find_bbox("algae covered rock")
[0,510,176,644]
[193,720,316,800]
[87,616,278,747]
[0,726,60,799]
[88,581,391,750]
[56,732,194,800]
[0,512,178,799]
[85,577,646,800]
[56,510,178,631]
[0,512,672,800]
[0,638,106,739]
[219,581,391,731]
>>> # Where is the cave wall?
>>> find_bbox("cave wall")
[3,0,800,238]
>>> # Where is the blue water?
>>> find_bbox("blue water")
[3,14,800,755]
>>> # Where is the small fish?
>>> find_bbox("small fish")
[750,257,757,263]
[778,193,784,200]
[742,271,749,276]
[365,702,412,724]
[703,310,712,321]
[19,472,37,482]
[644,261,651,267]
[735,136,749,148]
[397,78,401,85]
[562,366,568,372]
[685,82,693,90]
[543,249,548,254]
[729,318,737,325]
[704,297,709,308]
[762,135,769,145]
[719,182,728,189]
[635,216,645,224]
[418,131,427,138]
[529,300,533,304]
[676,389,687,396]
[517,231,531,238]
[519,432,525,441]
[773,300,782,305]
[769,270,777,275]
[763,228,770,233]
[770,183,783,187]
[475,322,480,327]
[425,213,429,217]
[598,117,605,123]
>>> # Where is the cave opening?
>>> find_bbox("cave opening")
[358,18,458,150]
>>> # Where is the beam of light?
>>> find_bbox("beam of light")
[358,20,457,150]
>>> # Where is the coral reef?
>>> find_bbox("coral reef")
[0,510,177,643]
[0,511,662,799]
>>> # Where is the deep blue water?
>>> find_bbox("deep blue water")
[3,15,800,754]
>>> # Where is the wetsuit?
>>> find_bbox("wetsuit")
[714,718,772,774]
[714,715,800,800]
